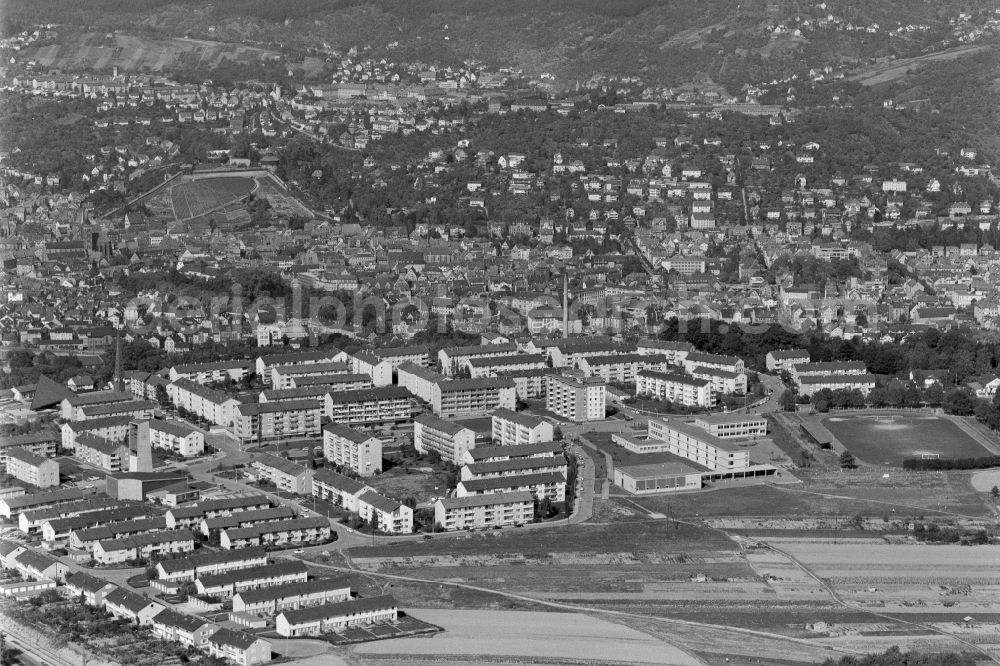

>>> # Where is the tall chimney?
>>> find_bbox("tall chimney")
[563,273,569,338]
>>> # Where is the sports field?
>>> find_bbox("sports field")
[168,177,256,220]
[821,413,991,466]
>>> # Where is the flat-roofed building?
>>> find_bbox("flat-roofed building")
[220,517,332,550]
[323,386,412,425]
[647,418,750,470]
[498,367,557,400]
[413,414,475,465]
[433,491,535,531]
[614,461,703,494]
[371,345,430,371]
[431,377,517,418]
[250,454,315,495]
[790,360,868,379]
[6,448,59,488]
[691,414,767,439]
[232,577,351,615]
[546,373,606,422]
[322,422,382,476]
[490,408,553,446]
[197,561,309,598]
[636,370,712,407]
[275,595,398,637]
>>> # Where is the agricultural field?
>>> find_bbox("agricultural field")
[352,609,702,665]
[18,32,278,73]
[169,177,257,220]
[821,413,993,466]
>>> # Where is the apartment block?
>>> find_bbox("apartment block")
[322,422,382,476]
[546,373,606,422]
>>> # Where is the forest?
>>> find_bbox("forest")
[822,646,976,666]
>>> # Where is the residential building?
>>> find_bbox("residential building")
[148,419,205,457]
[93,529,196,564]
[635,370,713,408]
[104,587,165,625]
[546,373,606,422]
[6,447,59,488]
[456,471,566,502]
[765,349,810,373]
[219,517,332,550]
[232,577,351,615]
[205,628,272,666]
[413,414,475,464]
[322,422,382,476]
[195,561,309,599]
[275,595,398,637]
[250,454,315,495]
[433,491,535,531]
[323,386,412,424]
[232,399,322,444]
[430,377,517,418]
[490,408,553,446]
[155,546,268,582]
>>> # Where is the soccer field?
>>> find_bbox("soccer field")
[169,177,255,220]
[821,413,992,466]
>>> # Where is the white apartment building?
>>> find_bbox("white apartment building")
[6,448,59,488]
[413,414,475,465]
[433,491,535,531]
[635,370,713,407]
[490,408,553,446]
[430,377,517,418]
[546,373,606,422]
[322,422,382,476]
[691,414,767,439]
[148,419,205,457]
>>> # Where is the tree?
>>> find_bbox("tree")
[155,383,170,409]
[924,383,945,407]
[839,450,857,469]
[991,485,1000,501]
[779,389,798,412]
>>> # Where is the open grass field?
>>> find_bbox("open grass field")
[352,609,702,665]
[848,44,989,86]
[348,519,736,560]
[631,469,991,519]
[821,413,992,466]
[365,465,450,504]
[169,177,256,220]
